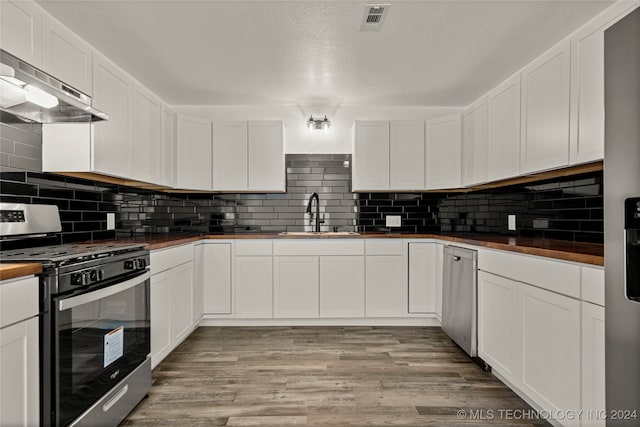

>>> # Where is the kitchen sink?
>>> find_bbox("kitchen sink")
[278,231,360,236]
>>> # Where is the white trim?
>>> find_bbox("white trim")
[200,316,440,327]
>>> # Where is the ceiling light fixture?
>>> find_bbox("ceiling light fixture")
[307,115,331,132]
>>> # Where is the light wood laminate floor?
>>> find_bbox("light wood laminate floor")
[123,327,548,426]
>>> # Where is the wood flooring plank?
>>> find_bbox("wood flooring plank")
[123,327,548,426]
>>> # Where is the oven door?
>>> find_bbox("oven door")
[53,271,150,426]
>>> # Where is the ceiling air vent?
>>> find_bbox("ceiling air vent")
[360,4,390,32]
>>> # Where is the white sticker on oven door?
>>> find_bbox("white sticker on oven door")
[104,325,124,368]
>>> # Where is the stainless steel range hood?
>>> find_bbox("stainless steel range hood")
[0,50,108,123]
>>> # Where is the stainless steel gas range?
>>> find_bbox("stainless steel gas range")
[0,203,151,427]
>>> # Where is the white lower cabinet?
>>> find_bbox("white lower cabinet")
[235,256,273,318]
[581,302,605,427]
[196,243,232,315]
[150,270,173,368]
[477,272,518,382]
[365,255,404,317]
[408,243,442,315]
[319,256,365,318]
[0,276,39,427]
[150,261,195,368]
[517,284,581,417]
[274,256,319,318]
[0,317,39,427]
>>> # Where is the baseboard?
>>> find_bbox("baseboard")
[199,317,441,327]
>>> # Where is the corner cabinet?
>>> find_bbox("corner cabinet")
[520,39,571,174]
[160,105,177,188]
[425,114,462,190]
[176,114,213,191]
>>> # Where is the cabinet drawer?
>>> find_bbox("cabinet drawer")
[1,277,39,328]
[151,244,193,274]
[235,240,273,256]
[274,240,364,256]
[582,266,605,306]
[479,250,580,298]
[365,239,403,255]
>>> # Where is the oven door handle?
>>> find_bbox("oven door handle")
[59,272,150,311]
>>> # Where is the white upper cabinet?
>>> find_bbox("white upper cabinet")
[176,114,213,191]
[389,121,425,190]
[0,0,42,68]
[91,53,133,178]
[425,114,462,190]
[42,13,93,95]
[247,121,285,192]
[487,73,521,182]
[160,105,176,188]
[569,2,637,166]
[213,121,248,191]
[463,97,489,186]
[520,39,571,174]
[353,121,390,191]
[132,85,162,183]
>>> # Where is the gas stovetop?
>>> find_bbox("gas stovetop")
[0,243,145,265]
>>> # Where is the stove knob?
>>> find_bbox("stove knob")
[89,270,98,281]
[72,272,90,286]
[124,260,135,270]
[135,258,146,269]
[97,269,104,281]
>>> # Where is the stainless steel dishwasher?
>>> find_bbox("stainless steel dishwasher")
[442,245,478,357]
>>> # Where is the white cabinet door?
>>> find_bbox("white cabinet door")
[170,262,195,345]
[389,121,425,190]
[198,243,232,315]
[477,271,519,382]
[160,105,176,187]
[521,40,571,174]
[353,121,390,191]
[581,302,605,427]
[247,121,285,192]
[213,121,248,191]
[42,13,93,95]
[408,243,441,314]
[176,114,212,191]
[488,74,521,182]
[132,84,162,183]
[0,0,42,68]
[235,256,273,318]
[319,256,365,318]
[0,317,39,427]
[517,283,581,414]
[92,53,132,178]
[463,98,488,186]
[365,256,403,317]
[150,271,173,369]
[425,114,462,190]
[274,256,319,318]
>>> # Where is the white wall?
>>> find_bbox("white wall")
[172,105,462,154]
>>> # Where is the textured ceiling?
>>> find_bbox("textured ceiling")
[38,0,614,106]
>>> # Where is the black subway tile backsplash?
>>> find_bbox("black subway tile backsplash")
[0,121,603,243]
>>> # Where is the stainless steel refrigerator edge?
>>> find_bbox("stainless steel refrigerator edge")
[604,7,640,423]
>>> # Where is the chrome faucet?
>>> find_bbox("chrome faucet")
[306,192,322,232]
